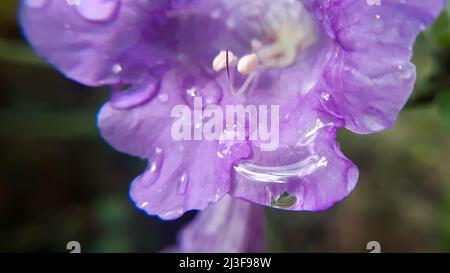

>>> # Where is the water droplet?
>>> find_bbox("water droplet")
[157,93,169,103]
[203,83,222,105]
[138,148,164,188]
[112,63,122,74]
[26,0,49,8]
[182,78,223,108]
[362,107,386,132]
[395,63,414,81]
[177,171,189,194]
[419,23,426,31]
[207,193,222,203]
[66,0,80,6]
[110,78,160,110]
[186,87,197,97]
[346,165,359,194]
[160,209,184,220]
[75,0,120,22]
[234,155,327,183]
[211,9,221,19]
[321,91,330,101]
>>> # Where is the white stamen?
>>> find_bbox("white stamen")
[212,50,237,72]
[237,53,259,75]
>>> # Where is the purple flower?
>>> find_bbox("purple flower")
[21,0,445,225]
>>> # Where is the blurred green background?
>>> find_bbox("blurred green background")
[1,1,450,253]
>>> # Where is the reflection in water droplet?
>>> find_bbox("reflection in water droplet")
[75,0,120,22]
[177,171,189,194]
[271,192,297,208]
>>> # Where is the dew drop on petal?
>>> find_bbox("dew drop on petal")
[207,193,222,203]
[157,93,169,103]
[111,63,122,74]
[66,0,80,6]
[138,148,164,188]
[161,209,184,220]
[346,165,359,194]
[110,79,160,110]
[203,82,223,106]
[362,107,386,131]
[26,0,49,8]
[177,171,189,195]
[182,79,222,108]
[75,0,120,22]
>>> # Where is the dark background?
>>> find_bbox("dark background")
[1,1,450,252]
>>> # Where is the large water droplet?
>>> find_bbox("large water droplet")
[110,78,160,110]
[75,0,120,22]
[234,155,327,183]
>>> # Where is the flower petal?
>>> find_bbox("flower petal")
[97,69,250,219]
[321,0,446,133]
[20,0,174,86]
[229,94,359,211]
[177,196,265,253]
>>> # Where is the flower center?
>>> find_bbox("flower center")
[212,0,316,95]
